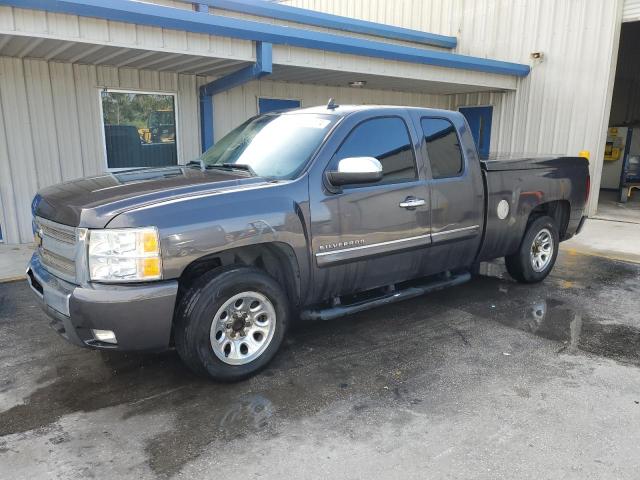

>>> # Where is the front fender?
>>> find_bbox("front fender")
[106,180,312,302]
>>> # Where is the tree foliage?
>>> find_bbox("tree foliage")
[101,91,174,129]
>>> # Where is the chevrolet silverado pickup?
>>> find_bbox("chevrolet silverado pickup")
[27,104,590,381]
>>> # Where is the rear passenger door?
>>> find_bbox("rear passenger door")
[308,112,431,299]
[413,114,484,274]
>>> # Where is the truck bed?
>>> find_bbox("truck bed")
[477,152,590,264]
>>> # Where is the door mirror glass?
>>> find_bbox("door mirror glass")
[326,157,383,186]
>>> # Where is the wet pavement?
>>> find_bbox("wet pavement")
[1,250,640,479]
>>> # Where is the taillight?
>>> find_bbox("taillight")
[585,174,591,203]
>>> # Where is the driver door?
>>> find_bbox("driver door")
[308,112,431,300]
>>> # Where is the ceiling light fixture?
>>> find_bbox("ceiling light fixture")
[348,80,367,88]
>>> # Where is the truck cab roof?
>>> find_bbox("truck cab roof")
[282,104,461,120]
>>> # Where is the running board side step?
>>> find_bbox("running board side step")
[300,271,471,321]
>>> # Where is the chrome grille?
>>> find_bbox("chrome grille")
[35,217,78,283]
[40,222,76,244]
[40,249,76,276]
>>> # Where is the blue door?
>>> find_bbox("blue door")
[459,106,493,158]
[258,98,301,114]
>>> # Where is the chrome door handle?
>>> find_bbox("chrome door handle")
[399,197,425,209]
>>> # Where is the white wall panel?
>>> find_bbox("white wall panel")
[283,0,461,39]
[212,79,449,140]
[623,0,640,22]
[0,57,202,243]
[0,57,39,243]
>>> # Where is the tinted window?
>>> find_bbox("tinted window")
[421,118,464,179]
[333,117,417,184]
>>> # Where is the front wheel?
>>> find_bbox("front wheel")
[174,266,289,381]
[505,216,559,283]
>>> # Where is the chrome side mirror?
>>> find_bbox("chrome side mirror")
[326,157,383,187]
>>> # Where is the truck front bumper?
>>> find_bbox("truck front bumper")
[26,253,178,351]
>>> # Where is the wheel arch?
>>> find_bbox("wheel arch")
[526,199,571,240]
[177,242,301,311]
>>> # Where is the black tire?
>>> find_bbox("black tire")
[505,216,559,284]
[174,266,289,382]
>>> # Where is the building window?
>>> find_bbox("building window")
[333,116,417,185]
[420,118,464,179]
[100,89,178,169]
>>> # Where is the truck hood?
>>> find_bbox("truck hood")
[33,166,270,227]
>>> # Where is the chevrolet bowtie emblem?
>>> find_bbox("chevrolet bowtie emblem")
[34,229,43,248]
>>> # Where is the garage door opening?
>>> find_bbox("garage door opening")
[598,20,640,223]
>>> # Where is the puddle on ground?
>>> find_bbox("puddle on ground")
[467,258,640,367]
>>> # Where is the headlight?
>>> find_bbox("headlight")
[88,227,162,282]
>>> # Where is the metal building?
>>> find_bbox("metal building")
[0,0,635,244]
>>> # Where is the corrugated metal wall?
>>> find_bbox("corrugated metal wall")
[213,79,449,141]
[284,0,625,214]
[284,0,461,39]
[0,5,254,62]
[624,0,640,22]
[0,57,201,243]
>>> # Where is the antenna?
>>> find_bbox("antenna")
[327,98,339,110]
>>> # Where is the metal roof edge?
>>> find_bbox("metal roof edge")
[0,0,530,77]
[190,0,458,48]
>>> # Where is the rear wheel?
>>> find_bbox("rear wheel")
[174,266,289,381]
[505,216,559,283]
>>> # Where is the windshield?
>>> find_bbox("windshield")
[198,112,337,179]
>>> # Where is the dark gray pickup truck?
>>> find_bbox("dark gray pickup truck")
[27,104,590,381]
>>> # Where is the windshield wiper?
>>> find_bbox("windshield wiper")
[221,163,256,176]
[201,163,257,176]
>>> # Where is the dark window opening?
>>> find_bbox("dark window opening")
[421,118,464,179]
[333,116,417,185]
[258,98,301,114]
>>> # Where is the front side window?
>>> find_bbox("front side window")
[420,118,464,179]
[101,90,177,169]
[199,113,336,179]
[333,117,417,184]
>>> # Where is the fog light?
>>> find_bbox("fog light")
[92,329,117,344]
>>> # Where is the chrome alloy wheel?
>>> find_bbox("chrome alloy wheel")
[530,228,554,272]
[210,291,277,365]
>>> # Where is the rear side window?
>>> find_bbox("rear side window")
[420,118,464,179]
[333,117,417,184]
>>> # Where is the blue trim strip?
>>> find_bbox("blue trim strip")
[1,0,530,77]
[199,89,214,152]
[200,0,457,48]
[199,41,272,151]
[202,41,272,96]
[620,127,634,187]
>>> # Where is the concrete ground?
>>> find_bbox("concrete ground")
[563,218,640,263]
[1,246,640,479]
[0,243,33,283]
[595,189,640,224]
